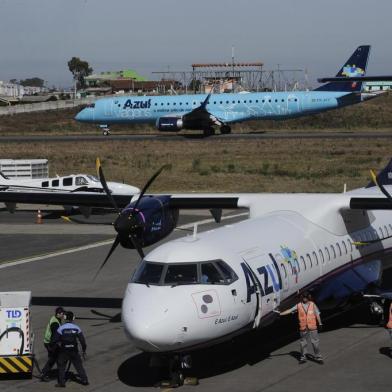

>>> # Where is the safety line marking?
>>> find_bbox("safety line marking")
[0,212,248,270]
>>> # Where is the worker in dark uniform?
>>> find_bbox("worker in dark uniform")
[41,307,65,382]
[54,311,89,387]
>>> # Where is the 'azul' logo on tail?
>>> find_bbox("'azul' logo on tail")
[342,65,365,77]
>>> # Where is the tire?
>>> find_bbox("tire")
[102,130,110,136]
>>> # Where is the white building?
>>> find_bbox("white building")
[0,159,49,179]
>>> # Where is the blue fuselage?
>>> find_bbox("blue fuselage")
[75,90,358,126]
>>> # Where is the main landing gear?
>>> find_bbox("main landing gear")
[99,125,110,136]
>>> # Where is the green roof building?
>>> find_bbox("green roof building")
[85,69,147,87]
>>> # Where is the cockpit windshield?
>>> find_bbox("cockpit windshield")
[86,175,99,182]
[131,259,238,286]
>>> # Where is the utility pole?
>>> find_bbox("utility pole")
[232,45,235,93]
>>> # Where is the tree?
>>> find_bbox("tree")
[19,77,45,87]
[9,79,18,84]
[67,57,93,89]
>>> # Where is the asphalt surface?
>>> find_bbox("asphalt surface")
[0,130,391,142]
[0,210,392,391]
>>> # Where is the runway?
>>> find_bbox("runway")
[0,130,391,143]
[0,210,391,391]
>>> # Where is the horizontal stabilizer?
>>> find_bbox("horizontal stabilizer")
[319,75,392,83]
[350,197,392,210]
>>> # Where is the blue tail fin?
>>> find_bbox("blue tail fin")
[315,45,371,92]
[366,159,392,189]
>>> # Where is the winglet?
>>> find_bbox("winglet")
[201,93,211,109]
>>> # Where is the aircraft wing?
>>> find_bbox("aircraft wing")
[0,190,249,210]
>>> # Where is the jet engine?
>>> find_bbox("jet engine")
[156,117,183,132]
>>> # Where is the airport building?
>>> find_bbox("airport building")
[0,159,49,179]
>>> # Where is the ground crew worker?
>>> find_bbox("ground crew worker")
[385,300,392,355]
[280,292,323,364]
[54,311,89,387]
[41,307,65,381]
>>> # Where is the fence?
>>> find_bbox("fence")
[0,97,95,116]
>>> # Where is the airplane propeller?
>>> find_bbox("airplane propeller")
[93,159,169,279]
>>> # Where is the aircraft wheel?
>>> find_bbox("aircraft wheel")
[220,125,231,134]
[203,128,215,137]
[102,129,110,136]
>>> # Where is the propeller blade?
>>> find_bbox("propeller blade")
[129,233,145,259]
[370,169,392,200]
[96,157,120,213]
[93,235,121,280]
[133,164,169,210]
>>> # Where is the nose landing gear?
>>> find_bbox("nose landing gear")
[220,125,232,134]
[99,125,110,136]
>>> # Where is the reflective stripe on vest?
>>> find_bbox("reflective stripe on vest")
[387,303,392,329]
[297,301,317,331]
[44,316,60,344]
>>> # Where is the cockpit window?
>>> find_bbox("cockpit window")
[201,263,224,284]
[131,259,238,286]
[132,261,164,285]
[75,176,88,186]
[164,264,198,285]
[86,175,99,182]
[215,260,238,283]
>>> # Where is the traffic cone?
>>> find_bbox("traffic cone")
[36,209,43,224]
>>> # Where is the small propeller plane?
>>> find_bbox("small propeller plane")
[75,45,377,137]
[1,158,392,382]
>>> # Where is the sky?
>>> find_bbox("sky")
[0,0,391,88]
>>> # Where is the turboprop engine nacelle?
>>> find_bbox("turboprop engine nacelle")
[156,117,184,132]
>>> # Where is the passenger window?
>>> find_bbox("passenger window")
[325,247,330,261]
[42,181,49,187]
[52,179,59,187]
[215,260,238,283]
[312,251,318,266]
[319,249,325,264]
[342,241,347,254]
[336,243,342,257]
[280,263,287,278]
[62,177,73,186]
[201,263,224,284]
[300,256,306,270]
[330,245,336,259]
[165,264,198,285]
[249,100,252,103]
[306,254,312,268]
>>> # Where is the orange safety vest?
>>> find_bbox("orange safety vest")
[297,301,318,331]
[387,303,392,329]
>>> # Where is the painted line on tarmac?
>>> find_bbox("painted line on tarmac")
[0,212,248,269]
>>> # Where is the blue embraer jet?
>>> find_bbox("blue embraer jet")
[76,46,371,137]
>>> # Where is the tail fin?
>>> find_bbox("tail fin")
[366,159,392,189]
[315,45,371,92]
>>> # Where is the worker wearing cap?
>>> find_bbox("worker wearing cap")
[41,307,66,381]
[280,292,323,364]
[54,311,89,387]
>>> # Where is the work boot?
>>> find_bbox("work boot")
[55,383,66,388]
[40,374,50,382]
[299,356,307,364]
[315,357,324,364]
[81,380,89,386]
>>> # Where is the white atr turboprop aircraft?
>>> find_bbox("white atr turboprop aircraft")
[1,159,392,379]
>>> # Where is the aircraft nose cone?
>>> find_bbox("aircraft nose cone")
[122,284,190,352]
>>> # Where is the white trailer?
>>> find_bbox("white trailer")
[0,292,34,377]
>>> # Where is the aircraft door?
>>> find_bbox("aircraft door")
[241,252,282,328]
[287,94,300,116]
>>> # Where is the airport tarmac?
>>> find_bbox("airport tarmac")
[0,130,391,143]
[0,209,391,391]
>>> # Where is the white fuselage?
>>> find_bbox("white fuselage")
[122,187,392,353]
